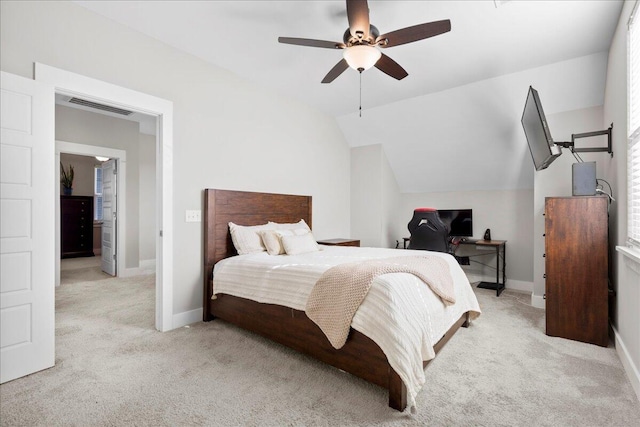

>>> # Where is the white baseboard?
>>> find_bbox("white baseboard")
[172,308,203,329]
[120,259,156,278]
[462,270,533,294]
[613,325,640,402]
[140,259,156,271]
[504,279,532,293]
[531,293,545,309]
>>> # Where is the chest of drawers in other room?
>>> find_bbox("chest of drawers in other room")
[61,195,94,258]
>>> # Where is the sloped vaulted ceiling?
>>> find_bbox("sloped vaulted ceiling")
[75,0,623,192]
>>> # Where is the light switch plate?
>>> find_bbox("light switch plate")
[185,210,201,223]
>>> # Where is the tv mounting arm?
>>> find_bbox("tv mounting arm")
[556,123,613,157]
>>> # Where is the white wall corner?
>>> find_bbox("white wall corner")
[504,279,533,293]
[613,326,640,402]
[139,259,156,271]
[120,266,155,278]
[531,293,546,309]
[173,308,203,329]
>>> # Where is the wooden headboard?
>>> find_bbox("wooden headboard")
[203,189,312,320]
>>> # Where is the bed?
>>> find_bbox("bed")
[203,188,480,411]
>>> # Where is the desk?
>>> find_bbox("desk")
[458,239,506,296]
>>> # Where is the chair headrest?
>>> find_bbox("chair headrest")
[414,207,437,212]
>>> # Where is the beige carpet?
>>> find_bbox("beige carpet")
[1,265,639,426]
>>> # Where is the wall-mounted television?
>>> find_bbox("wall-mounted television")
[438,209,473,237]
[521,86,562,171]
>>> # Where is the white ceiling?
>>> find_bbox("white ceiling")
[75,0,623,193]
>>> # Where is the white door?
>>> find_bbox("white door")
[0,72,55,383]
[101,159,117,276]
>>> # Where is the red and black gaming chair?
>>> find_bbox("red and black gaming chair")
[407,207,450,253]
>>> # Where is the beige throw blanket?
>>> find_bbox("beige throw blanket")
[305,255,456,349]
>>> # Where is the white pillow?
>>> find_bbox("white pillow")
[268,219,311,232]
[228,222,273,255]
[281,232,319,255]
[259,228,309,255]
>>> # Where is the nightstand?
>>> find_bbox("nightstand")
[317,238,360,247]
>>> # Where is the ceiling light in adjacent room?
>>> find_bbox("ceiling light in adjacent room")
[343,45,381,71]
[95,156,109,162]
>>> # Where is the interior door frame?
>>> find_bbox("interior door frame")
[37,63,174,332]
[55,142,126,284]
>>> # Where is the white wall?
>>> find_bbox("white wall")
[0,1,351,317]
[351,144,402,248]
[602,0,640,401]
[351,145,383,247]
[338,52,608,194]
[402,189,534,291]
[381,148,403,248]
[138,133,156,263]
[59,153,101,197]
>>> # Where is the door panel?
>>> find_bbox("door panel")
[101,159,116,276]
[0,71,55,383]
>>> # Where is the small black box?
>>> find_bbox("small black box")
[455,256,470,265]
[572,162,596,196]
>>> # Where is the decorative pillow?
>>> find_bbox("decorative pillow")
[281,232,320,255]
[268,219,311,232]
[259,229,292,255]
[228,222,273,255]
[259,228,309,255]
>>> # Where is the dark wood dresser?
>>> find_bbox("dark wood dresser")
[544,196,609,346]
[61,195,94,258]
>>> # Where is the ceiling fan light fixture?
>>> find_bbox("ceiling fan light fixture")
[343,45,381,71]
[95,156,110,162]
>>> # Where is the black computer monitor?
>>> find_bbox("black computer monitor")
[438,209,473,237]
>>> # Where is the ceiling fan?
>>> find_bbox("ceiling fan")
[278,0,451,83]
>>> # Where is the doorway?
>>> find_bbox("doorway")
[37,63,174,332]
[56,146,127,284]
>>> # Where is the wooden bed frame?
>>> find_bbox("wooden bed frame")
[203,188,470,411]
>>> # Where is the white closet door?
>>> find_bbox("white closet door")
[101,159,117,276]
[0,71,55,383]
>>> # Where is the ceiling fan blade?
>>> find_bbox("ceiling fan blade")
[346,0,370,40]
[322,59,350,83]
[374,53,408,80]
[278,37,345,49]
[376,20,451,48]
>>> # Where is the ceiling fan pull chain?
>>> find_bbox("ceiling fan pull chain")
[359,70,362,117]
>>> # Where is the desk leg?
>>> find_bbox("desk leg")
[502,243,506,293]
[495,245,500,296]
[476,243,506,297]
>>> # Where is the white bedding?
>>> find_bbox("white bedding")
[212,245,481,410]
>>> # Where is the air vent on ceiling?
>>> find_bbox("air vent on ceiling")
[68,97,133,116]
